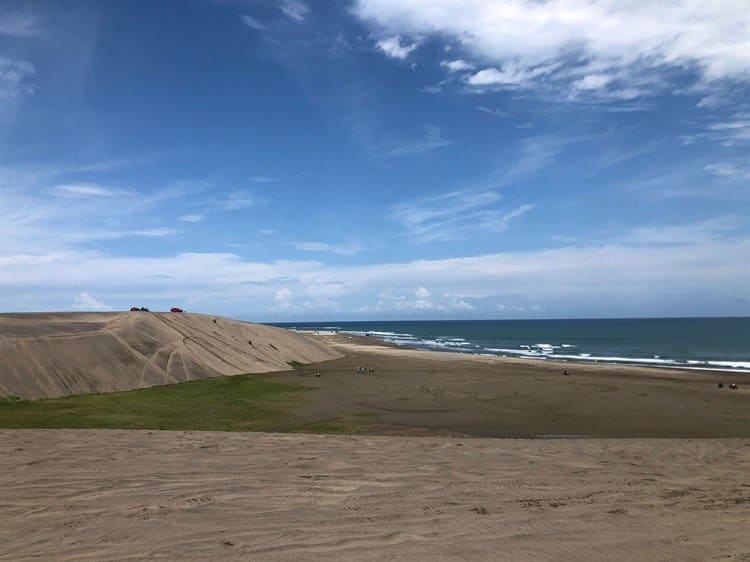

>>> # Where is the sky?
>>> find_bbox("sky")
[0,0,749,321]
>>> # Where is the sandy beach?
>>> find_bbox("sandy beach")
[2,322,750,560]
[2,429,749,561]
[273,333,750,438]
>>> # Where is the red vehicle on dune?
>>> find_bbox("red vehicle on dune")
[170,307,184,313]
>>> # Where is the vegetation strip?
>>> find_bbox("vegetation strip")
[0,374,318,432]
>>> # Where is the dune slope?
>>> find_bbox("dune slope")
[0,312,341,399]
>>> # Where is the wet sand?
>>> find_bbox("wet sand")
[275,333,750,438]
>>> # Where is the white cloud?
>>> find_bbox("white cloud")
[179,214,204,223]
[440,59,473,72]
[387,125,452,157]
[250,176,277,183]
[0,171,197,254]
[354,0,750,98]
[274,287,294,310]
[682,113,750,146]
[240,15,267,31]
[1,216,748,317]
[0,10,37,36]
[293,241,361,256]
[53,183,126,197]
[477,106,509,118]
[0,56,34,99]
[623,216,741,246]
[221,191,255,210]
[280,0,310,22]
[466,65,541,87]
[72,292,112,312]
[705,162,750,181]
[446,298,474,311]
[376,35,418,60]
[391,188,535,242]
[574,74,612,91]
[414,286,430,300]
[497,303,542,314]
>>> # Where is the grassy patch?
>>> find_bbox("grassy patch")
[286,360,308,369]
[0,374,311,432]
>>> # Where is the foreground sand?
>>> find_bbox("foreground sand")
[1,429,749,561]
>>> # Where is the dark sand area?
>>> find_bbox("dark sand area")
[275,333,750,438]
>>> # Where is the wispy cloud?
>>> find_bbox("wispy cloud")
[0,56,34,99]
[280,0,310,22]
[477,106,509,118]
[220,191,256,210]
[250,175,277,183]
[387,125,452,157]
[623,216,742,246]
[52,182,130,197]
[679,112,750,147]
[293,241,361,256]
[390,188,536,242]
[705,162,750,181]
[0,169,194,254]
[179,214,204,223]
[72,292,112,312]
[239,14,267,31]
[0,9,37,36]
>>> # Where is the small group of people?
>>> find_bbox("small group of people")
[355,366,374,374]
[717,382,738,389]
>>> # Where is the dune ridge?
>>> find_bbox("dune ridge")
[0,312,342,399]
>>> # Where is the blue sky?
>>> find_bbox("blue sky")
[1,0,748,320]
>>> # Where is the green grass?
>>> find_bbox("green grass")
[286,360,308,369]
[0,374,311,432]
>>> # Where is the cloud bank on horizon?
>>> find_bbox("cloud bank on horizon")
[0,0,748,320]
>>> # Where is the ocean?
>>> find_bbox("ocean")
[272,318,750,373]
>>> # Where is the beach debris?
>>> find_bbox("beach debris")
[729,383,738,390]
[470,506,488,515]
[718,382,724,388]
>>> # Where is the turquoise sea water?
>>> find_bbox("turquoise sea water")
[273,318,750,373]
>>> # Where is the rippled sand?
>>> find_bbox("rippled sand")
[2,429,749,561]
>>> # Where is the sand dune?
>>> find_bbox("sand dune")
[1,429,749,561]
[0,312,342,399]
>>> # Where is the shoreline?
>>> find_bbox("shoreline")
[300,329,750,378]
[272,331,750,439]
